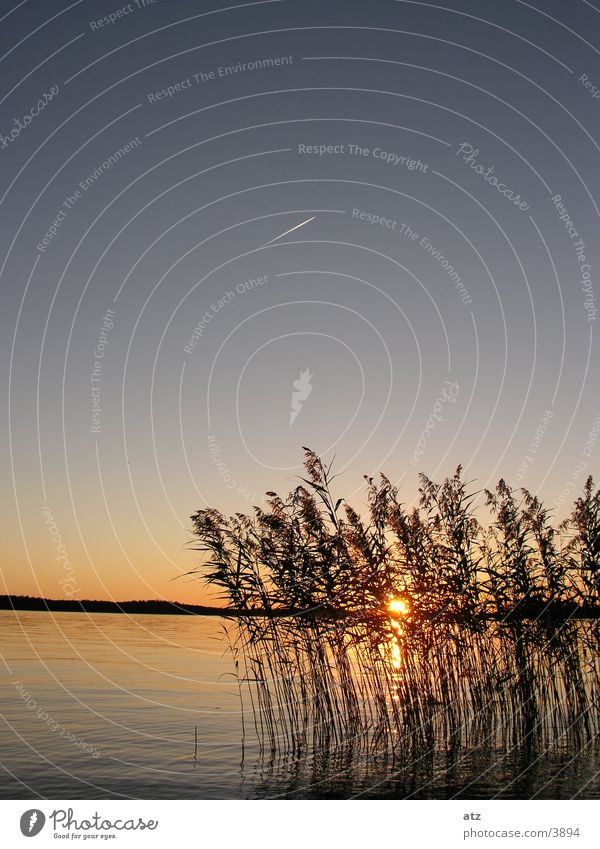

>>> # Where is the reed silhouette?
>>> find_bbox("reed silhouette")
[189,450,600,776]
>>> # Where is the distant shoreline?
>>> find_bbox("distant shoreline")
[2,594,598,621]
[0,595,249,617]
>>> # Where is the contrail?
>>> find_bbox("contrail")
[264,216,315,245]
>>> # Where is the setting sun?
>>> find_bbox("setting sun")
[388,598,410,616]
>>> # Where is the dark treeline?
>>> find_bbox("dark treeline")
[0,595,232,616]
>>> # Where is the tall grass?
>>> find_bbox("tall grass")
[189,450,600,765]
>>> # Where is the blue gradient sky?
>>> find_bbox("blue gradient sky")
[1,0,598,602]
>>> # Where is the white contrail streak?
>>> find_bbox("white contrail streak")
[264,216,315,245]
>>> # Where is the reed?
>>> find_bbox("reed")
[189,450,600,768]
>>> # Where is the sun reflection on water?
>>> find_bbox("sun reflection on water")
[387,597,410,669]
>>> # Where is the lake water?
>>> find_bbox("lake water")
[1,611,598,799]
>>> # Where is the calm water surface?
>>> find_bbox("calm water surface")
[1,611,598,799]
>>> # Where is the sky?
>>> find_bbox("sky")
[1,0,598,603]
